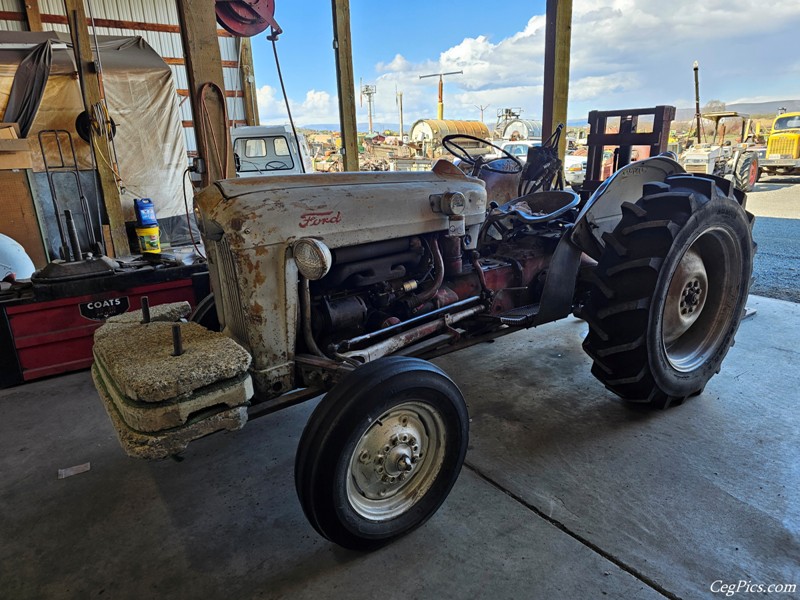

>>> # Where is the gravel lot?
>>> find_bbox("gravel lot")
[745,175,800,303]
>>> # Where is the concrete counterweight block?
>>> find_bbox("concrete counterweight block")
[91,305,254,459]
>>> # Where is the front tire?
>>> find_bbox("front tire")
[189,293,220,332]
[580,174,755,408]
[295,356,469,550]
[735,152,759,192]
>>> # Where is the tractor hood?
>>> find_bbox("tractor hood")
[195,161,488,251]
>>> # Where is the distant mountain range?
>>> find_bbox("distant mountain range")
[674,99,800,121]
[300,122,405,132]
[297,100,800,132]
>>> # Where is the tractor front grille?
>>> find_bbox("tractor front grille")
[684,164,708,174]
[767,136,799,157]
[212,236,249,346]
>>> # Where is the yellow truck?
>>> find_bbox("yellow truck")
[761,112,800,176]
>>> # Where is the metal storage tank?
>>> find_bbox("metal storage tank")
[409,120,492,158]
[502,119,543,140]
[409,119,491,144]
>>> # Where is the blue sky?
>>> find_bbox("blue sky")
[250,0,800,128]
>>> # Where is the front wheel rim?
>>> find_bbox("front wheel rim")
[661,227,742,372]
[748,160,759,187]
[346,400,446,521]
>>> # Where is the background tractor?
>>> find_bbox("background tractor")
[679,111,761,191]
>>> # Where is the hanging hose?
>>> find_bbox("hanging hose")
[300,276,325,357]
[406,235,444,310]
[270,26,305,173]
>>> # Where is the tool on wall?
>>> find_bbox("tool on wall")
[33,129,117,281]
[37,130,102,261]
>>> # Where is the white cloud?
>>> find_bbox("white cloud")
[258,87,339,126]
[376,54,412,73]
[256,84,278,116]
[293,90,338,122]
[261,0,800,128]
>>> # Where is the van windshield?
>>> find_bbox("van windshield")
[773,115,800,131]
[234,136,295,172]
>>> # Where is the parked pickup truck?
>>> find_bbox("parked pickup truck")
[231,125,313,177]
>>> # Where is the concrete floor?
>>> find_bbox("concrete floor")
[1,295,798,600]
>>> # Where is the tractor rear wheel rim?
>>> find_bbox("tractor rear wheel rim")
[346,401,446,521]
[661,227,741,372]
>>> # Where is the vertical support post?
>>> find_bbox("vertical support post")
[437,76,444,120]
[367,94,374,134]
[24,0,42,31]
[331,0,359,171]
[64,0,129,256]
[397,91,404,137]
[240,37,259,126]
[541,0,573,161]
[176,0,235,185]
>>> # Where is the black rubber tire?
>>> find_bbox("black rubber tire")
[580,174,755,409]
[295,356,468,550]
[189,293,220,332]
[734,152,759,192]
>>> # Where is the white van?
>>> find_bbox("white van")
[230,125,313,177]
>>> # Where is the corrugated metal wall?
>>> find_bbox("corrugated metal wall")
[0,0,26,30]
[0,0,248,155]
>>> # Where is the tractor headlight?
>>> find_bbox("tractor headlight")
[293,238,332,280]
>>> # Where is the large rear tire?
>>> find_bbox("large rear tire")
[295,356,468,550]
[580,174,755,408]
[734,151,759,192]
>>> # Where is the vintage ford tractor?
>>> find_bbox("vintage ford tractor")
[95,135,755,550]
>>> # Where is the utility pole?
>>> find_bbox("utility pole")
[396,89,404,137]
[419,70,463,120]
[693,60,703,144]
[475,104,490,123]
[360,79,376,134]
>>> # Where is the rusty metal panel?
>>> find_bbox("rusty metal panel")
[206,170,488,251]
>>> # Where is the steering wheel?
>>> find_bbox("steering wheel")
[442,134,523,174]
[264,160,290,170]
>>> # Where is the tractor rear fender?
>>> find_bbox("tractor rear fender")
[571,155,685,261]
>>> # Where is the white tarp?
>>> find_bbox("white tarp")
[0,32,192,223]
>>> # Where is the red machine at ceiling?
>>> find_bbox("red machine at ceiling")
[215,0,281,37]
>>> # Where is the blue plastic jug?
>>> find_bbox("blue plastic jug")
[134,198,158,228]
